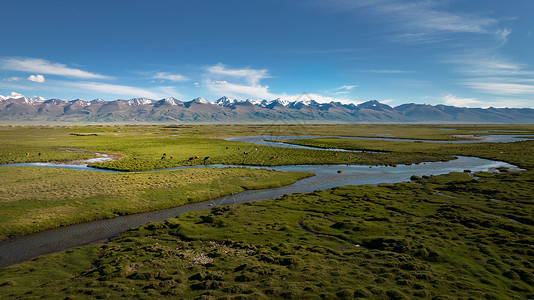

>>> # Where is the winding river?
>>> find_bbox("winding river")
[0,135,528,268]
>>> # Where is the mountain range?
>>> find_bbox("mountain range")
[1,94,533,124]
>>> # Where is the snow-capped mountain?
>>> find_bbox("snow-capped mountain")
[128,98,154,106]
[215,96,235,106]
[190,97,210,105]
[0,94,533,124]
[155,97,184,107]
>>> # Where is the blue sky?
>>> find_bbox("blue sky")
[1,0,534,108]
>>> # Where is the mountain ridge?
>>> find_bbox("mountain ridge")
[1,95,533,124]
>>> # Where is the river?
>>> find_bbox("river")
[0,135,526,268]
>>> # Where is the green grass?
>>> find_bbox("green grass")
[280,137,534,169]
[2,124,533,171]
[0,125,456,171]
[1,124,533,298]
[0,167,311,240]
[1,169,532,299]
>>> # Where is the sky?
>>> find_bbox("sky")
[1,0,534,108]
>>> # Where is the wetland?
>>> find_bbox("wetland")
[0,124,533,299]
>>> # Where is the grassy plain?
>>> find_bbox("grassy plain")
[2,124,534,169]
[0,167,311,240]
[0,169,532,299]
[280,136,534,169]
[0,124,533,299]
[0,125,455,171]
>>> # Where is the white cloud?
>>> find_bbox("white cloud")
[4,77,24,82]
[450,52,532,77]
[27,74,45,83]
[207,80,272,99]
[204,64,273,99]
[211,80,228,85]
[204,63,357,103]
[496,28,512,44]
[462,81,534,95]
[337,85,357,90]
[206,79,356,104]
[447,49,534,98]
[2,92,24,99]
[0,57,110,79]
[324,0,497,36]
[152,72,189,82]
[442,94,484,107]
[332,85,357,95]
[279,92,356,104]
[61,82,168,99]
[442,94,533,108]
[207,63,269,85]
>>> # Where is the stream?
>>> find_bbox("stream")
[0,135,527,268]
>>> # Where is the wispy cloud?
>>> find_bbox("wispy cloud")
[206,63,269,85]
[208,80,272,99]
[337,85,357,90]
[462,81,534,95]
[333,85,357,95]
[276,92,356,104]
[369,0,494,33]
[0,57,110,79]
[449,49,534,97]
[56,81,173,99]
[4,74,45,83]
[496,28,512,44]
[321,0,501,43]
[449,51,532,77]
[152,72,189,82]
[442,94,532,108]
[204,64,356,103]
[4,77,24,82]
[207,80,356,103]
[442,94,484,107]
[205,63,272,99]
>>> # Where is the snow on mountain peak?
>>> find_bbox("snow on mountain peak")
[245,99,268,106]
[272,98,291,106]
[161,97,183,106]
[191,97,210,104]
[215,96,234,106]
[128,98,154,106]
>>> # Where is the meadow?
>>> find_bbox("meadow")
[0,167,311,240]
[0,124,533,299]
[1,169,532,299]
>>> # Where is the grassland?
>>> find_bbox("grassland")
[279,136,534,169]
[0,125,455,171]
[2,124,534,170]
[0,124,533,299]
[0,167,311,240]
[0,169,532,299]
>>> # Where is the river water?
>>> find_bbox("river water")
[0,135,527,268]
[228,134,533,146]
